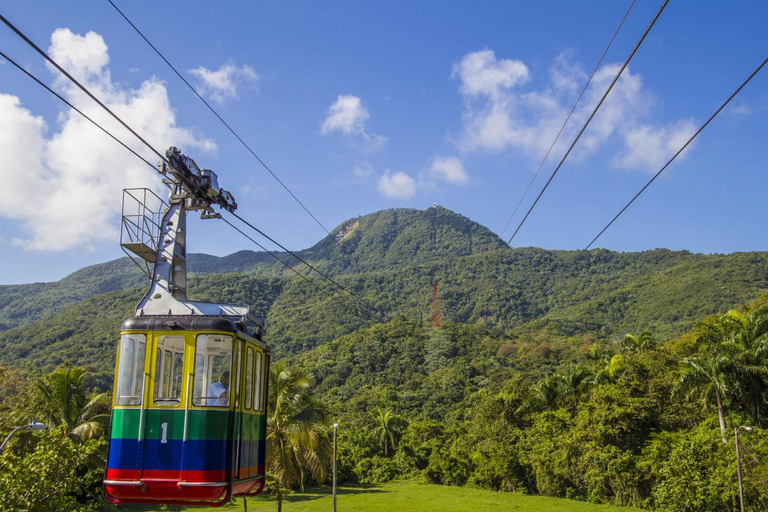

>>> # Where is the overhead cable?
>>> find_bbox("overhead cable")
[0,13,171,173]
[578,55,768,256]
[1,13,379,322]
[498,0,637,241]
[499,0,669,254]
[0,49,159,174]
[107,0,333,238]
[513,55,768,322]
[220,217,372,319]
[228,211,380,317]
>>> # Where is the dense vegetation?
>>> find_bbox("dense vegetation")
[2,206,768,510]
[0,258,144,332]
[287,300,768,511]
[3,299,766,510]
[2,244,766,370]
[0,207,502,332]
[0,365,111,511]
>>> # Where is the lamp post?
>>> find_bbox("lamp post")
[0,421,47,454]
[333,422,339,512]
[735,425,753,512]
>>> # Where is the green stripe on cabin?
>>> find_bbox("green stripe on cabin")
[110,408,265,440]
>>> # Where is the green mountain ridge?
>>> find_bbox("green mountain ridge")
[1,206,767,377]
[0,206,503,332]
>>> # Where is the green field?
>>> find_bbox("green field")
[169,480,643,512]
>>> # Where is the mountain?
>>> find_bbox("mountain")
[187,206,506,275]
[0,258,145,332]
[1,206,767,376]
[298,206,507,274]
[0,207,504,332]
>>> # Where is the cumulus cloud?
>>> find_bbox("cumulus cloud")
[424,156,468,186]
[613,120,697,171]
[322,94,369,135]
[0,28,215,251]
[321,94,386,151]
[378,171,416,199]
[188,62,259,104]
[453,49,697,172]
[351,162,374,179]
[452,49,530,98]
[372,156,469,200]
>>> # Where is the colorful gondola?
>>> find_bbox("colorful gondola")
[103,148,270,506]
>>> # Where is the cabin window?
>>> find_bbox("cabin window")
[153,336,185,405]
[116,334,147,406]
[193,334,233,407]
[254,351,263,411]
[233,340,242,408]
[244,347,254,410]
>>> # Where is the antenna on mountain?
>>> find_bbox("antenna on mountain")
[429,282,442,327]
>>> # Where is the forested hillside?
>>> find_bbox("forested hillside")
[0,206,766,375]
[2,205,768,511]
[0,258,145,332]
[0,207,502,332]
[286,301,768,510]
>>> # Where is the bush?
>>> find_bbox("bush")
[0,428,106,512]
[353,456,400,484]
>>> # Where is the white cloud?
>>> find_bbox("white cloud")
[729,102,752,116]
[452,49,529,98]
[321,94,370,136]
[47,29,110,86]
[453,49,696,173]
[613,120,697,171]
[0,28,215,251]
[373,156,469,200]
[549,50,585,94]
[321,94,387,152]
[188,62,259,104]
[378,171,416,199]
[352,162,374,179]
[424,156,468,185]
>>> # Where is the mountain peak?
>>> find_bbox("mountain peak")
[302,206,505,273]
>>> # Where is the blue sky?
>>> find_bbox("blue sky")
[0,1,766,284]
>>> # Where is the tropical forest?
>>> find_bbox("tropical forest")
[1,207,767,511]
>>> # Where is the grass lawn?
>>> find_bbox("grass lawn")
[163,480,644,512]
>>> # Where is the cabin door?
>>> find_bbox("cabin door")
[140,335,187,481]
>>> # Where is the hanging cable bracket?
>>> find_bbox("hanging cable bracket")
[161,146,238,217]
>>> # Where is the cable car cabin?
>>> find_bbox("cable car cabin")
[106,148,267,505]
[104,315,270,506]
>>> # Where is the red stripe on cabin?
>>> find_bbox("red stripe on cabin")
[105,468,229,481]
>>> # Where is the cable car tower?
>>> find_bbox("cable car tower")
[105,147,269,506]
[120,146,258,321]
[429,282,442,327]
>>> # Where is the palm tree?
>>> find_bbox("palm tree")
[30,366,109,440]
[515,375,560,417]
[693,307,768,428]
[675,355,735,443]
[373,407,406,457]
[558,365,593,413]
[593,354,625,385]
[620,330,656,354]
[533,375,561,409]
[717,307,768,427]
[266,362,329,512]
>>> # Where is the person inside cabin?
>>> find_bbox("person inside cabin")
[208,371,230,406]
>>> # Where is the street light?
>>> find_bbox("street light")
[735,425,753,512]
[0,421,47,454]
[333,422,339,512]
